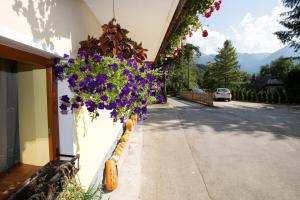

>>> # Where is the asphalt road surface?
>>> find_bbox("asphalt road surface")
[139,98,300,200]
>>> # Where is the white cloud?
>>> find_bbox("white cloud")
[188,1,286,54]
[186,28,227,54]
[230,2,286,53]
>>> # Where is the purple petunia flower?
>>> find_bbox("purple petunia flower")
[93,54,103,62]
[109,101,117,109]
[120,116,125,123]
[146,73,155,81]
[107,83,115,90]
[147,63,152,69]
[134,106,142,114]
[156,94,165,103]
[68,58,75,63]
[86,65,92,71]
[123,69,130,76]
[133,62,138,70]
[96,73,108,84]
[105,104,112,110]
[79,80,87,87]
[141,98,147,104]
[61,95,70,103]
[101,94,108,101]
[63,54,69,58]
[142,106,147,114]
[59,103,68,111]
[71,103,79,110]
[109,63,118,71]
[117,54,124,62]
[77,51,86,57]
[98,102,105,110]
[89,52,95,57]
[85,100,96,112]
[115,99,122,106]
[126,59,132,66]
[75,96,82,102]
[68,78,76,88]
[110,109,118,118]
[135,74,141,81]
[139,66,145,72]
[80,66,86,72]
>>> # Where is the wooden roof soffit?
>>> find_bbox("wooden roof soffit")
[154,0,189,63]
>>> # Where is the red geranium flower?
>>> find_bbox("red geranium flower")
[202,30,208,37]
[205,12,212,18]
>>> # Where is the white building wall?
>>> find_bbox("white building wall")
[0,0,123,189]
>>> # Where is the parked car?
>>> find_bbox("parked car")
[192,88,205,94]
[214,88,232,101]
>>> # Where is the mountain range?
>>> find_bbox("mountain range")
[196,46,299,74]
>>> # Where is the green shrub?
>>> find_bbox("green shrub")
[57,176,103,200]
[253,90,258,102]
[261,92,267,102]
[257,92,262,102]
[281,92,288,104]
[242,91,247,101]
[273,90,280,103]
[232,90,236,100]
[250,90,254,102]
[267,92,273,103]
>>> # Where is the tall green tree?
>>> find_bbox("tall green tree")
[259,64,271,76]
[203,40,243,89]
[275,0,300,52]
[269,57,294,81]
[166,44,201,93]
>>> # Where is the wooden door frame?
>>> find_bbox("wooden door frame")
[0,44,60,160]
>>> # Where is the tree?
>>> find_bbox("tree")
[203,40,244,89]
[259,64,271,76]
[166,44,201,94]
[269,57,294,81]
[275,0,300,52]
[285,68,300,103]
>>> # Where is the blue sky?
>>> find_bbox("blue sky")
[187,0,286,54]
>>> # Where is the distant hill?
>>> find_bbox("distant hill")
[196,46,299,74]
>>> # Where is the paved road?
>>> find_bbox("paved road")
[139,98,300,200]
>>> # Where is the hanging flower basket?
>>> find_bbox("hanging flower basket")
[54,19,165,122]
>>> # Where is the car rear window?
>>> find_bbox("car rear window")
[218,88,230,92]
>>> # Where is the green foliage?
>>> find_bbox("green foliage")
[285,68,300,103]
[203,40,245,89]
[261,92,267,103]
[253,90,258,102]
[57,177,103,200]
[55,54,160,121]
[166,44,201,93]
[257,92,263,102]
[273,89,280,103]
[246,91,251,101]
[259,57,294,81]
[159,0,217,58]
[259,64,271,76]
[267,92,273,103]
[275,0,300,51]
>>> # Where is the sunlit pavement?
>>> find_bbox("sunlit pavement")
[137,98,300,200]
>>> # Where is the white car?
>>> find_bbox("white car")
[214,88,232,101]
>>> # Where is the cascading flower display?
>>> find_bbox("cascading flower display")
[54,53,163,122]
